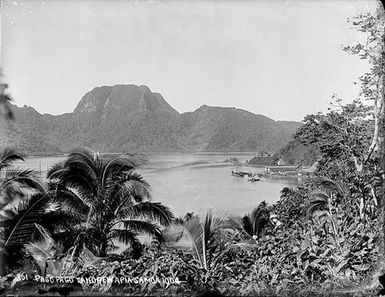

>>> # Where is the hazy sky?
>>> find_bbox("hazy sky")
[0,0,379,121]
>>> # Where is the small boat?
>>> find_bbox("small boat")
[232,163,252,177]
[232,170,246,177]
[248,177,260,182]
[232,169,253,177]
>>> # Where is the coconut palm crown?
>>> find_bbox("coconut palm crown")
[0,149,50,273]
[239,201,270,239]
[0,148,47,248]
[0,148,45,209]
[47,147,174,257]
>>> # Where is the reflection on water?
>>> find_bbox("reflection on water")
[16,153,299,217]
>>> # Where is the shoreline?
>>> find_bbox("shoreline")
[25,151,260,158]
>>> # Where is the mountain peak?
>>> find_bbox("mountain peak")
[73,84,178,116]
[1,84,301,154]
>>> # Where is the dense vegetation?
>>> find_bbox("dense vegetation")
[0,88,301,155]
[247,154,280,166]
[0,6,384,297]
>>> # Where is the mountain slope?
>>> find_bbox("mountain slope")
[0,85,302,154]
[176,105,299,152]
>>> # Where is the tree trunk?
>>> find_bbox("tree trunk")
[379,2,385,259]
[100,241,108,257]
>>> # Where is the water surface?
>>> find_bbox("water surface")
[16,153,299,216]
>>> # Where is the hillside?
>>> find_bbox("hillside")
[0,84,302,154]
[279,137,320,166]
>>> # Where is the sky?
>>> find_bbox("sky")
[0,0,380,121]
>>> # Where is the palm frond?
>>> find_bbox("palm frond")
[248,202,270,236]
[182,211,233,269]
[105,173,151,213]
[306,191,329,218]
[49,170,96,206]
[45,147,163,257]
[42,209,85,233]
[0,149,24,171]
[120,219,162,239]
[50,187,90,215]
[101,153,146,187]
[109,228,138,245]
[225,216,248,233]
[51,148,101,191]
[109,229,143,258]
[162,223,186,244]
[122,201,174,226]
[2,168,45,195]
[318,179,346,198]
[52,164,98,195]
[4,193,50,246]
[65,159,99,185]
[119,174,151,202]
[310,190,329,201]
[184,216,205,268]
[240,215,254,237]
[203,210,230,237]
[46,161,66,179]
[67,147,99,172]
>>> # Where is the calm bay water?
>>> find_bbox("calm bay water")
[16,153,299,217]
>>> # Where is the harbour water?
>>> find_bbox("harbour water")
[16,153,299,217]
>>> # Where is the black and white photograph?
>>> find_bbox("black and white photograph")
[0,0,384,296]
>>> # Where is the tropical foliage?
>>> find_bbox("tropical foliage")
[235,200,271,239]
[47,147,174,257]
[0,149,48,273]
[1,6,384,297]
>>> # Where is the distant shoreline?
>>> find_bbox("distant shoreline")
[25,151,260,158]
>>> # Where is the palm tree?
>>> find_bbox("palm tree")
[24,223,98,278]
[2,193,51,247]
[0,148,48,273]
[47,147,174,257]
[0,149,79,248]
[225,201,271,241]
[305,191,330,218]
[166,210,233,284]
[305,180,345,216]
[238,201,270,240]
[0,148,44,209]
[305,180,346,239]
